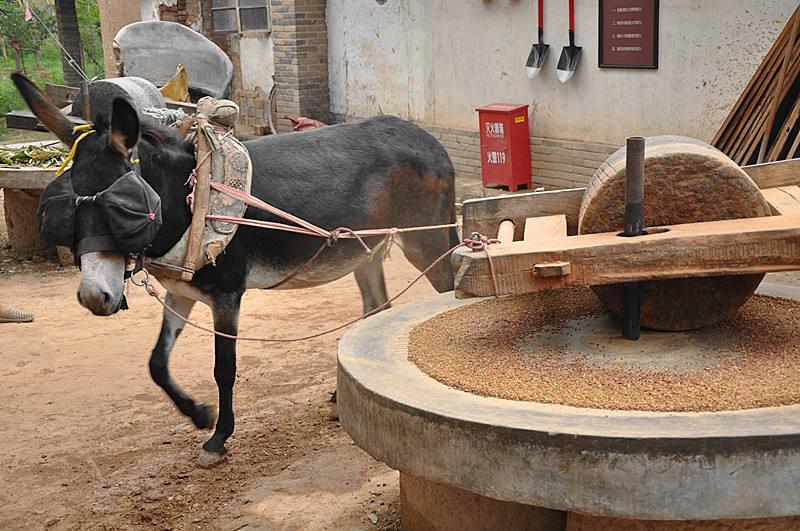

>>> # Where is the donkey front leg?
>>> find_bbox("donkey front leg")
[198,291,242,468]
[149,292,216,429]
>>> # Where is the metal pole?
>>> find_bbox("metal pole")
[81,79,91,119]
[623,136,644,340]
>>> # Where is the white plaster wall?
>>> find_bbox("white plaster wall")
[237,35,275,94]
[327,0,797,145]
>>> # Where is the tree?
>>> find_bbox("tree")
[54,0,83,87]
[0,1,39,72]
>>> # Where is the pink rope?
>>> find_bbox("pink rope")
[136,234,500,343]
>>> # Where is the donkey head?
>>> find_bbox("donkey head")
[13,74,149,316]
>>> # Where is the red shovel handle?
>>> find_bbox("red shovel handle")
[568,0,575,32]
[538,0,544,30]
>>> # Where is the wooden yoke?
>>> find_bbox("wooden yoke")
[182,115,212,281]
[453,214,800,298]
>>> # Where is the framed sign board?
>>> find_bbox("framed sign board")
[599,0,659,69]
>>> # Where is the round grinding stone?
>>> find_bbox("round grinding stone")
[70,77,166,119]
[578,136,771,331]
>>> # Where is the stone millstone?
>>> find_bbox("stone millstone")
[70,77,165,119]
[578,136,771,331]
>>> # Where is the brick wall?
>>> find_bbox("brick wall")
[270,0,330,131]
[158,0,189,23]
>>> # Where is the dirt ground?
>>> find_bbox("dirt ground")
[0,185,439,529]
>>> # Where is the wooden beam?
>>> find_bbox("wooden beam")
[523,214,567,241]
[745,158,800,188]
[762,185,800,215]
[462,188,585,241]
[0,167,58,189]
[452,214,800,298]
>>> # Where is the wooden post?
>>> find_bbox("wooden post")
[181,117,212,281]
[497,220,515,244]
[623,137,645,340]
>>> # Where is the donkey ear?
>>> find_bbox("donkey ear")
[109,98,140,157]
[11,73,75,146]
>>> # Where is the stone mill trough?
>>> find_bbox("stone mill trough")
[337,137,800,530]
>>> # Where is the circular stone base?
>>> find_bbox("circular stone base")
[400,473,800,531]
[337,287,800,521]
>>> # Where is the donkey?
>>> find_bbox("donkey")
[13,74,458,466]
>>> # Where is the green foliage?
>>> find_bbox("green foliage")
[0,1,103,125]
[76,0,101,72]
[0,0,54,57]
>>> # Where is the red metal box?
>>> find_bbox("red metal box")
[476,103,532,192]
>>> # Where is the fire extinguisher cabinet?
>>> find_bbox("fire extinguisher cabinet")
[476,103,532,192]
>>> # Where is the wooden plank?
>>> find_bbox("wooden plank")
[496,220,515,243]
[0,167,58,189]
[462,188,585,241]
[790,126,800,158]
[533,261,571,277]
[758,11,800,162]
[714,7,798,150]
[766,92,800,161]
[744,158,800,188]
[762,185,800,215]
[523,214,567,241]
[452,214,800,298]
[741,50,800,164]
[713,9,790,146]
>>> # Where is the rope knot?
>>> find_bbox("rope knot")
[464,232,499,252]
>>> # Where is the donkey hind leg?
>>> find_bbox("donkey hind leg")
[398,227,458,293]
[149,292,215,430]
[198,291,242,468]
[353,257,390,314]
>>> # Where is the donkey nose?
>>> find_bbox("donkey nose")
[76,251,126,316]
[76,284,117,316]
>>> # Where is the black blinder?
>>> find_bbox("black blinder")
[36,171,78,248]
[97,171,163,253]
[36,170,163,255]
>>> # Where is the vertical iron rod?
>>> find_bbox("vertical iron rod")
[81,79,91,120]
[623,136,645,340]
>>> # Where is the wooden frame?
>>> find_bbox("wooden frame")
[598,0,659,69]
[454,214,800,299]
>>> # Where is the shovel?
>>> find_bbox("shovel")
[525,0,549,79]
[556,0,582,83]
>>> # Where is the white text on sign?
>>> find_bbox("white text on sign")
[486,151,507,164]
[485,122,505,138]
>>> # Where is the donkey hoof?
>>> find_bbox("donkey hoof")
[197,448,227,468]
[192,403,216,430]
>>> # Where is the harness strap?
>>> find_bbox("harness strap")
[76,234,117,256]
[56,125,95,177]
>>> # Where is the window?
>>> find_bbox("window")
[211,0,270,33]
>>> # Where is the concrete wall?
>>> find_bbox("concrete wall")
[327,0,796,146]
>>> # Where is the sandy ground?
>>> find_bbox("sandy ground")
[0,205,438,529]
